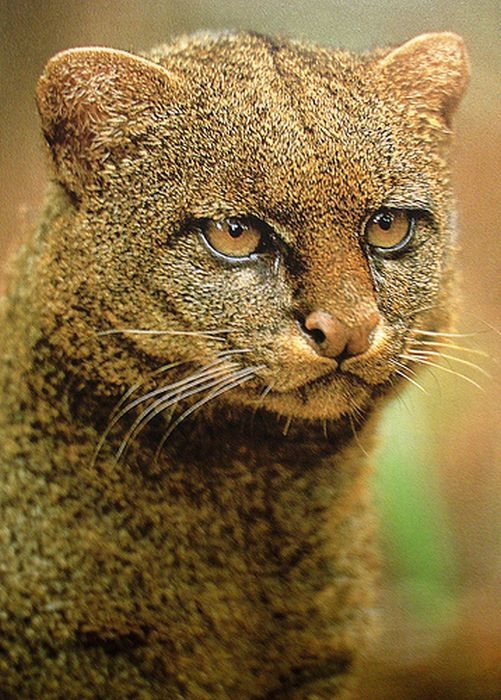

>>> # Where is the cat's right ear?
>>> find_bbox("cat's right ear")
[36,48,180,199]
[376,32,470,127]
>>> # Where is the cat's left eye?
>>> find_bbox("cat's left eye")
[365,208,415,255]
[201,217,267,259]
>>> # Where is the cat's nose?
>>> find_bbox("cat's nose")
[301,310,380,360]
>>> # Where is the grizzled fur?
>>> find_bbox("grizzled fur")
[0,31,468,698]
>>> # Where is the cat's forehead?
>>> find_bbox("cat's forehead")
[154,32,369,118]
[151,34,399,227]
[152,32,362,77]
[37,31,465,229]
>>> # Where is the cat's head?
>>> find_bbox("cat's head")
[35,32,468,425]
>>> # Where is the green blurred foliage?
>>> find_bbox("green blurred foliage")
[376,380,461,623]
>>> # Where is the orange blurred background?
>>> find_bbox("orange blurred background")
[1,2,500,697]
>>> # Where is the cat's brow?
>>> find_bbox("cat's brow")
[384,189,434,213]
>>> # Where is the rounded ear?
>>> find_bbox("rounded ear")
[376,32,470,126]
[36,47,180,198]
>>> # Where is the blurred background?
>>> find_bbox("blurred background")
[1,1,500,697]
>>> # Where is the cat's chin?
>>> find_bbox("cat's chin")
[238,371,376,423]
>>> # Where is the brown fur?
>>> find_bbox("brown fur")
[0,31,468,698]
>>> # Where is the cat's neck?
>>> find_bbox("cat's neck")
[85,400,380,495]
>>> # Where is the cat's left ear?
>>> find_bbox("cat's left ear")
[36,47,181,198]
[376,32,470,125]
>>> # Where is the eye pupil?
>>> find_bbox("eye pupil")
[228,220,245,238]
[378,212,394,231]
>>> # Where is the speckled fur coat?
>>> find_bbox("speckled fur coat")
[0,31,468,699]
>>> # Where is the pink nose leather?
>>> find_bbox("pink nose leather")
[303,310,380,359]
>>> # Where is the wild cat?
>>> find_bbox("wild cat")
[0,30,468,699]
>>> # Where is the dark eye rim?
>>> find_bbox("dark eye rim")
[197,215,278,263]
[364,207,418,259]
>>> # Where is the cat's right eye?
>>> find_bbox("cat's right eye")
[200,217,270,260]
[364,208,415,256]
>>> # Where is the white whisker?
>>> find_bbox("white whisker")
[114,360,240,462]
[400,303,440,319]
[108,361,184,420]
[322,419,329,440]
[249,382,273,430]
[154,365,264,458]
[415,339,489,357]
[408,349,491,377]
[217,348,253,357]
[258,384,273,403]
[95,358,229,463]
[92,361,184,466]
[348,411,369,457]
[96,328,234,341]
[116,350,248,424]
[390,359,429,394]
[410,327,484,340]
[460,313,501,336]
[400,353,484,391]
[282,414,293,437]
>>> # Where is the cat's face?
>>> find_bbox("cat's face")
[36,33,468,426]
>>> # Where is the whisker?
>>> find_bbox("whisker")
[461,312,501,336]
[400,353,484,391]
[393,369,429,395]
[154,365,264,459]
[400,303,441,320]
[249,382,273,431]
[217,348,253,357]
[253,383,273,416]
[114,360,240,462]
[390,359,429,394]
[409,327,485,340]
[414,339,489,357]
[96,328,234,341]
[282,414,293,437]
[122,356,237,413]
[393,385,414,416]
[92,360,185,466]
[93,347,254,466]
[258,384,273,403]
[391,357,424,379]
[322,419,329,440]
[109,361,185,420]
[116,350,248,422]
[347,411,369,457]
[95,358,229,463]
[408,349,491,377]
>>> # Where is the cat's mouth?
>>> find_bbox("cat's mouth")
[240,363,378,422]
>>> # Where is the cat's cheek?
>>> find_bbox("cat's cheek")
[367,257,442,324]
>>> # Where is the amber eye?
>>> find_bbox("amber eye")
[365,208,414,253]
[202,218,264,259]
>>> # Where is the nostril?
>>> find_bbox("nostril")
[302,323,326,346]
[300,309,381,360]
[301,311,350,359]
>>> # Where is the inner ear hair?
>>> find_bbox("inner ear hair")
[376,32,470,124]
[36,47,181,196]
